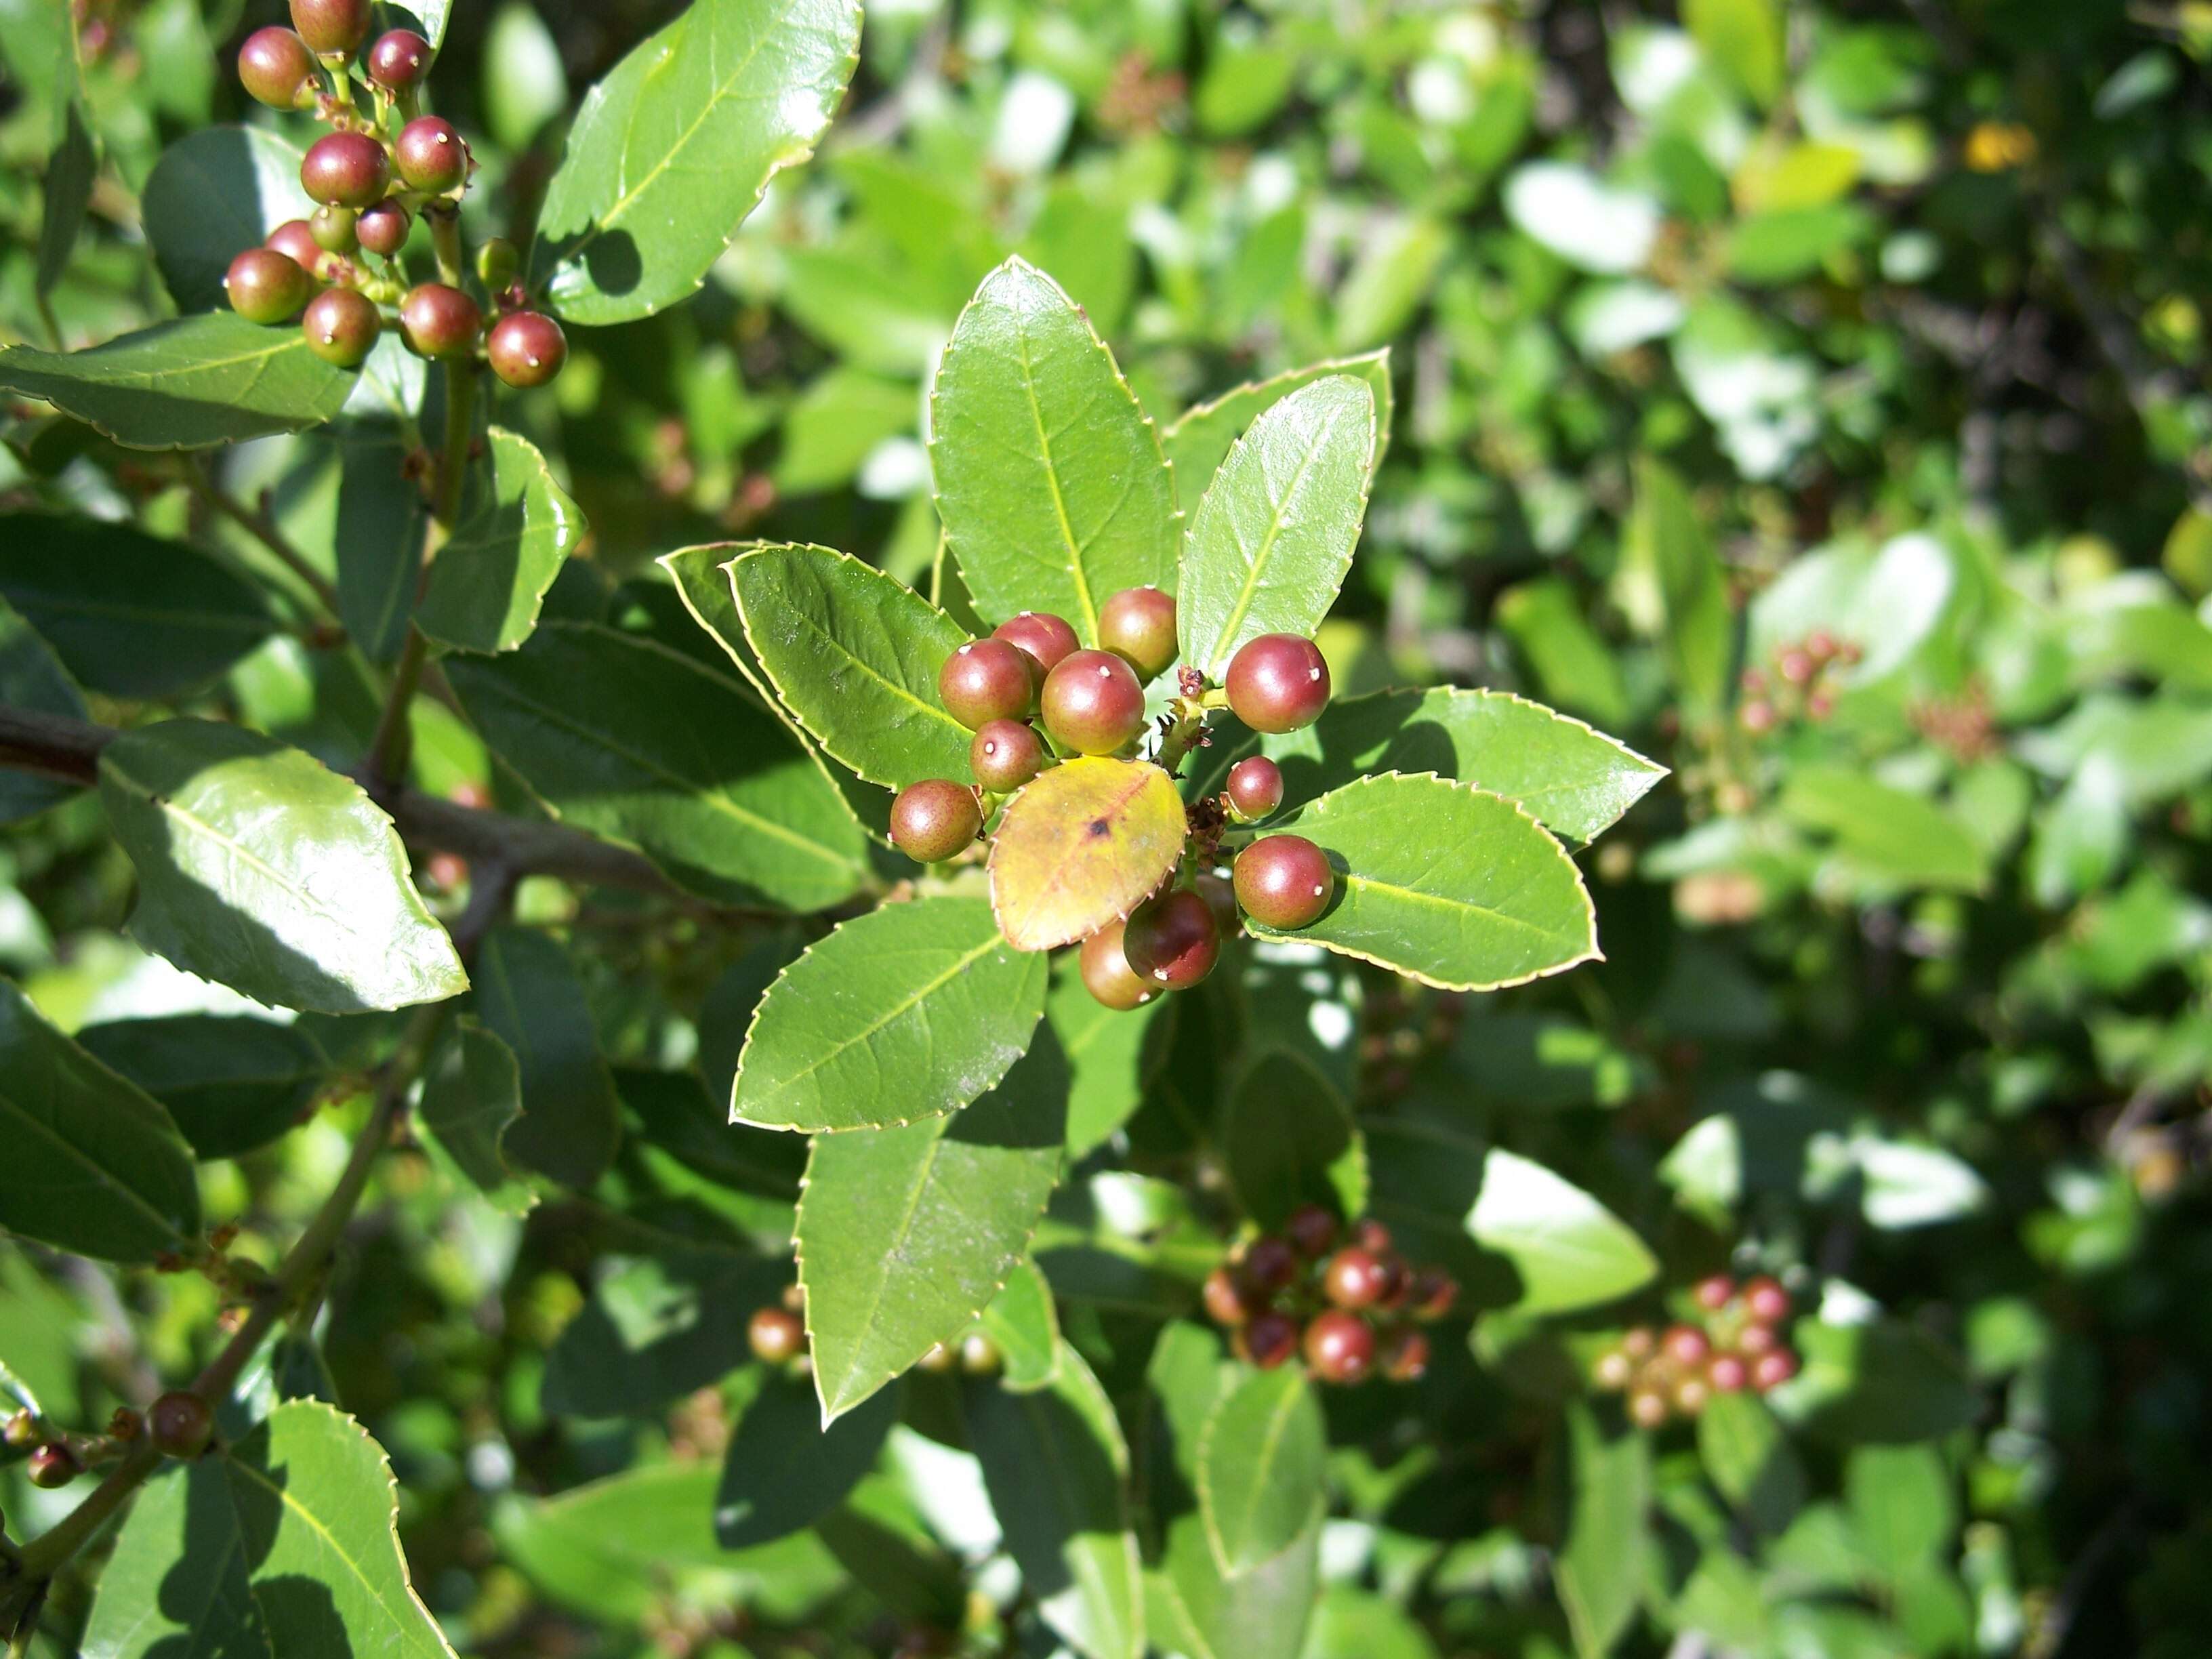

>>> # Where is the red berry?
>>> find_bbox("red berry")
[993,611,1080,676]
[1626,1389,1668,1429]
[970,719,1046,793]
[1078,921,1155,1012]
[1225,634,1330,734]
[266,219,325,274]
[148,1391,213,1459]
[26,1443,80,1489]
[1694,1274,1735,1312]
[1736,1322,1779,1357]
[1663,1324,1710,1366]
[939,638,1037,729]
[1742,1276,1790,1323]
[747,1306,805,1364]
[1322,1247,1390,1310]
[1285,1204,1338,1259]
[399,283,481,358]
[889,779,981,863]
[1303,1310,1375,1384]
[1239,1311,1299,1370]
[393,116,469,194]
[1040,649,1147,755]
[1098,586,1177,680]
[1707,1355,1749,1393]
[1238,1236,1299,1298]
[309,205,358,254]
[1778,649,1815,686]
[1121,889,1221,991]
[302,288,381,367]
[356,199,412,257]
[1740,699,1776,734]
[1233,834,1335,931]
[1351,1218,1393,1254]
[1202,1267,1250,1327]
[300,132,390,210]
[290,0,372,54]
[487,310,567,388]
[1379,1326,1430,1382]
[365,27,432,89]
[237,26,317,108]
[224,248,310,324]
[1410,1267,1459,1322]
[1751,1349,1798,1391]
[1225,756,1284,821]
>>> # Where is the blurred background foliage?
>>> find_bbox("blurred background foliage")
[4,1,2212,1656]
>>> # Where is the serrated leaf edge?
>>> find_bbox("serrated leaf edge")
[986,757,1185,951]
[1191,1365,1327,1582]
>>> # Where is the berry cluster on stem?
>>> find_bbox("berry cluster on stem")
[1591,1273,1801,1427]
[1738,630,1861,734]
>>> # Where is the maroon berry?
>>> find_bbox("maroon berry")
[1240,1311,1299,1370]
[1285,1204,1338,1259]
[1751,1349,1798,1391]
[1707,1355,1749,1393]
[1410,1268,1459,1322]
[224,248,310,324]
[1303,1310,1375,1384]
[1040,649,1147,755]
[356,199,411,257]
[993,611,1080,676]
[747,1306,805,1364]
[392,116,469,194]
[309,204,358,254]
[237,26,317,108]
[1379,1326,1430,1382]
[1078,921,1154,1012]
[266,220,325,274]
[147,1391,213,1459]
[1592,1349,1634,1390]
[939,638,1037,730]
[1098,586,1177,679]
[365,27,432,89]
[1202,1267,1250,1327]
[1626,1389,1668,1429]
[1742,1276,1790,1324]
[1322,1247,1389,1310]
[1351,1218,1393,1254]
[399,283,481,358]
[301,133,390,210]
[1225,634,1330,734]
[1121,889,1221,991]
[1238,1236,1299,1298]
[301,287,381,367]
[1225,756,1284,822]
[26,1443,80,1489]
[290,0,372,54]
[487,310,567,389]
[1374,1254,1412,1311]
[1694,1274,1735,1312]
[1233,834,1335,931]
[1663,1324,1710,1366]
[889,779,981,863]
[970,719,1046,793]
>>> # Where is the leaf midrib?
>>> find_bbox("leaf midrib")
[1198,394,1355,676]
[0,1088,186,1242]
[1012,314,1100,642]
[1207,1378,1309,1574]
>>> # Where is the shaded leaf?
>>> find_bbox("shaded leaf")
[543,1250,782,1414]
[1196,1364,1328,1575]
[989,758,1187,951]
[1221,1047,1365,1229]
[1555,1402,1650,1659]
[1698,1392,1805,1538]
[335,426,424,665]
[140,125,310,312]
[77,1014,325,1161]
[1625,457,1731,718]
[1049,960,1173,1158]
[715,1365,897,1544]
[979,1256,1062,1392]
[417,1018,535,1215]
[473,926,621,1191]
[0,595,88,823]
[417,428,584,655]
[1466,1148,1657,1315]
[35,102,96,298]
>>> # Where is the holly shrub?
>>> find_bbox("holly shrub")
[0,1,2208,1656]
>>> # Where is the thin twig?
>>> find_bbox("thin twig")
[183,464,344,617]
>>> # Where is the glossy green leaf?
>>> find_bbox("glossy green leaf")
[0,313,356,449]
[99,720,467,1015]
[473,926,621,1191]
[989,758,1188,951]
[1245,773,1599,991]
[1625,457,1731,718]
[966,1339,1145,1659]
[1555,1402,1650,1659]
[1196,1365,1327,1576]
[715,1365,898,1544]
[1048,960,1172,1158]
[1780,768,1990,895]
[543,1250,781,1414]
[930,258,1180,640]
[81,1401,457,1659]
[0,981,200,1264]
[417,1018,535,1216]
[533,0,864,325]
[733,895,1048,1134]
[729,542,973,788]
[0,513,272,699]
[0,595,87,823]
[796,1027,1066,1418]
[445,621,871,912]
[1178,375,1376,679]
[1164,351,1393,514]
[417,428,584,655]
[1465,1148,1657,1315]
[140,125,310,312]
[979,1256,1063,1391]
[1221,1047,1365,1229]
[76,1015,324,1161]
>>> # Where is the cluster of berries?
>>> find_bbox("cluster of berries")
[5,1391,213,1488]
[746,1298,1002,1378]
[1591,1274,1800,1427]
[224,0,565,387]
[1738,630,1862,734]
[1201,1208,1458,1386]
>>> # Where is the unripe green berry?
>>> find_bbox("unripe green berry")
[1225,756,1284,821]
[237,26,319,109]
[148,1391,214,1458]
[889,779,981,863]
[224,248,311,324]
[1121,888,1220,991]
[1098,586,1178,680]
[1225,633,1330,734]
[970,719,1046,793]
[399,283,481,359]
[310,204,359,255]
[301,132,390,211]
[475,237,520,293]
[939,638,1036,730]
[365,27,432,89]
[289,0,371,55]
[1233,834,1334,931]
[487,310,567,388]
[392,116,469,194]
[992,610,1080,675]
[356,199,412,258]
[1078,920,1154,1011]
[302,287,382,367]
[1040,649,1147,755]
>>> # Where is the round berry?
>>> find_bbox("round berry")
[310,204,358,254]
[1663,1324,1710,1366]
[1751,1349,1799,1391]
[356,199,411,257]
[1122,889,1221,991]
[1098,586,1177,680]
[1621,1327,1656,1361]
[939,639,1037,730]
[237,26,317,108]
[1202,1267,1250,1327]
[392,116,469,193]
[916,1341,956,1373]
[1225,634,1330,734]
[487,310,567,389]
[1380,1326,1430,1382]
[365,27,431,89]
[302,287,381,367]
[1233,834,1335,931]
[1351,1218,1394,1254]
[1742,1276,1790,1324]
[889,779,981,863]
[4,1410,37,1448]
[1303,1310,1375,1384]
[960,1333,1002,1376]
[290,0,372,54]
[1322,1246,1389,1310]
[1285,1204,1338,1259]
[1225,756,1284,822]
[301,133,390,210]
[266,219,325,274]
[476,237,520,293]
[1707,1355,1749,1393]
[747,1306,805,1364]
[1673,1376,1711,1416]
[1736,1322,1779,1357]
[1238,1236,1299,1298]
[224,248,310,324]
[970,719,1046,793]
[1694,1274,1736,1312]
[398,283,481,359]
[992,611,1080,676]
[1592,1349,1634,1390]
[1626,1389,1668,1429]
[1078,921,1154,1012]
[147,1391,213,1459]
[26,1443,80,1489]
[1240,1311,1299,1370]
[1410,1268,1459,1322]
[1040,649,1147,755]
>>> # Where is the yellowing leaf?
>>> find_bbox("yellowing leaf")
[989,758,1186,951]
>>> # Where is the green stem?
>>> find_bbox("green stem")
[428,207,465,287]
[184,467,342,618]
[1155,707,1210,777]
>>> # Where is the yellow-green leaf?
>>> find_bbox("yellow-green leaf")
[989,758,1187,951]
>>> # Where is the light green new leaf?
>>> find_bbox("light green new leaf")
[1780,768,1990,895]
[729,543,973,787]
[930,258,1180,640]
[733,895,1048,1133]
[1625,457,1731,719]
[140,125,310,312]
[99,721,466,1015]
[1164,351,1393,514]
[1466,1148,1656,1315]
[533,0,863,324]
[1197,1365,1328,1576]
[796,1027,1065,1418]
[1686,0,1785,106]
[1847,1444,1956,1580]
[716,1366,899,1544]
[1221,1047,1365,1229]
[77,1015,325,1162]
[1179,375,1376,678]
[979,1256,1063,1391]
[0,981,200,1265]
[0,313,356,449]
[1555,1403,1651,1659]
[417,428,585,654]
[80,1401,458,1659]
[417,1018,535,1215]
[472,927,621,1191]
[1245,773,1599,991]
[445,621,870,912]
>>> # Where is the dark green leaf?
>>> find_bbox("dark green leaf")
[417,1018,535,1215]
[543,1250,782,1414]
[1048,960,1172,1159]
[417,428,584,654]
[1221,1047,1365,1229]
[1466,1149,1657,1315]
[0,595,87,823]
[1787,1319,1980,1444]
[1626,457,1731,719]
[335,428,424,665]
[714,1365,897,1544]
[473,926,621,1190]
[35,101,96,298]
[1555,1402,1650,1659]
[76,1014,324,1160]
[140,125,310,312]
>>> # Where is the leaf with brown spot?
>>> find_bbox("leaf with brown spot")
[990,758,1187,951]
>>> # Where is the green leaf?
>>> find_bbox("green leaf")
[1846,1444,1956,1582]
[1697,1392,1805,1538]
[140,125,310,312]
[733,895,1048,1134]
[81,1400,458,1659]
[989,758,1188,952]
[1779,768,1990,895]
[1625,456,1731,719]
[76,1015,325,1161]
[0,513,273,699]
[1555,1402,1650,1659]
[1465,1148,1656,1315]
[0,981,200,1264]
[966,1339,1145,1659]
[1221,1047,1365,1229]
[1787,1319,1980,1445]
[715,1365,898,1544]
[533,0,863,325]
[472,926,621,1191]
[979,1256,1063,1391]
[1196,1365,1328,1575]
[445,621,871,912]
[1048,960,1173,1158]
[0,595,88,823]
[728,542,973,787]
[417,1018,535,1215]
[1164,351,1393,515]
[0,313,356,449]
[416,428,584,655]
[930,258,1180,641]
[1497,577,1635,731]
[336,427,425,665]
[1245,773,1599,991]
[543,1250,781,1414]
[1177,375,1376,680]
[35,100,96,298]
[796,1026,1066,1418]
[99,720,467,1015]
[1685,0,1785,106]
